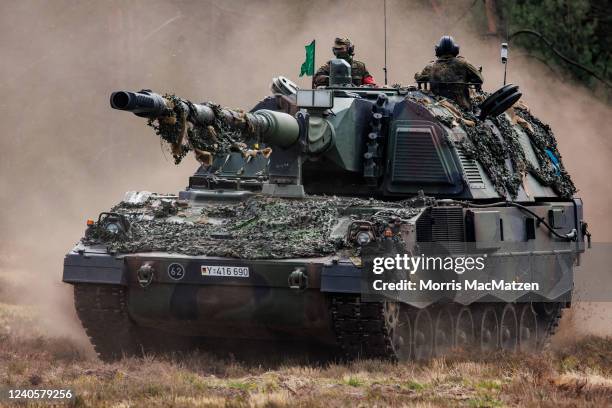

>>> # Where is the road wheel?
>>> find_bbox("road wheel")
[518,303,538,351]
[413,309,434,361]
[454,307,474,350]
[499,304,518,351]
[479,306,499,352]
[434,307,453,356]
[394,305,413,361]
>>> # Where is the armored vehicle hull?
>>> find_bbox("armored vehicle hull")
[65,79,587,361]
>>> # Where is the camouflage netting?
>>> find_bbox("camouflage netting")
[459,115,526,197]
[514,107,576,198]
[83,196,423,259]
[147,94,258,165]
[429,94,576,198]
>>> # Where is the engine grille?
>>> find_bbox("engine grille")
[416,207,466,253]
[432,207,465,242]
[391,127,452,184]
[456,148,484,188]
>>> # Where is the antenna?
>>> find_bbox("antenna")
[501,15,509,86]
[501,42,508,85]
[383,0,388,86]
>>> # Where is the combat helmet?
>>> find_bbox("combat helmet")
[332,37,354,60]
[435,35,459,57]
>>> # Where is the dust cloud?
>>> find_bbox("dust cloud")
[0,0,610,343]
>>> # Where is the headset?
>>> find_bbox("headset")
[333,38,354,56]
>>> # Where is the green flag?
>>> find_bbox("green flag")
[299,40,315,77]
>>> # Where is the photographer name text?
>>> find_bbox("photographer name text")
[372,279,539,292]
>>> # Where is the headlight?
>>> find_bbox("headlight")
[348,221,375,246]
[97,212,130,237]
[105,223,120,234]
[356,231,372,246]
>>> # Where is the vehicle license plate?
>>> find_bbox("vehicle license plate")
[201,265,250,277]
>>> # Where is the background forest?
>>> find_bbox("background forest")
[462,0,611,98]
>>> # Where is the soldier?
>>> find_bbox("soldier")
[415,35,483,109]
[313,38,376,87]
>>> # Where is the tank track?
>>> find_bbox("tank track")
[330,296,565,360]
[538,303,564,350]
[331,295,398,360]
[76,286,565,361]
[74,284,145,360]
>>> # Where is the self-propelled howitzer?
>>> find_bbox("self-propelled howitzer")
[64,61,588,362]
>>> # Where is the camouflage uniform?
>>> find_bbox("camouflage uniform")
[313,59,371,87]
[313,38,374,87]
[415,55,483,109]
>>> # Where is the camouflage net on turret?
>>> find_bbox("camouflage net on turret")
[147,94,258,165]
[430,95,576,198]
[458,117,526,197]
[513,107,576,198]
[83,195,423,259]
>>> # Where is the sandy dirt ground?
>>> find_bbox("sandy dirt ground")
[0,298,611,407]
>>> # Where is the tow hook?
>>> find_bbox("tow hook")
[137,264,154,288]
[288,267,308,291]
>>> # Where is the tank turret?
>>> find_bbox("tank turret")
[111,66,565,203]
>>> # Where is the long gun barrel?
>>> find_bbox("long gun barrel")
[110,90,168,117]
[110,90,299,147]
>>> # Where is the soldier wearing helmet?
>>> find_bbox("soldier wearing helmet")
[313,38,376,87]
[415,35,483,109]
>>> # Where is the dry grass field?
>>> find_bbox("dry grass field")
[0,292,611,408]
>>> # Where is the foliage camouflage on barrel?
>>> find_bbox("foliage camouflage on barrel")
[147,94,258,164]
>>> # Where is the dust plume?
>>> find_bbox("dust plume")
[0,0,610,344]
